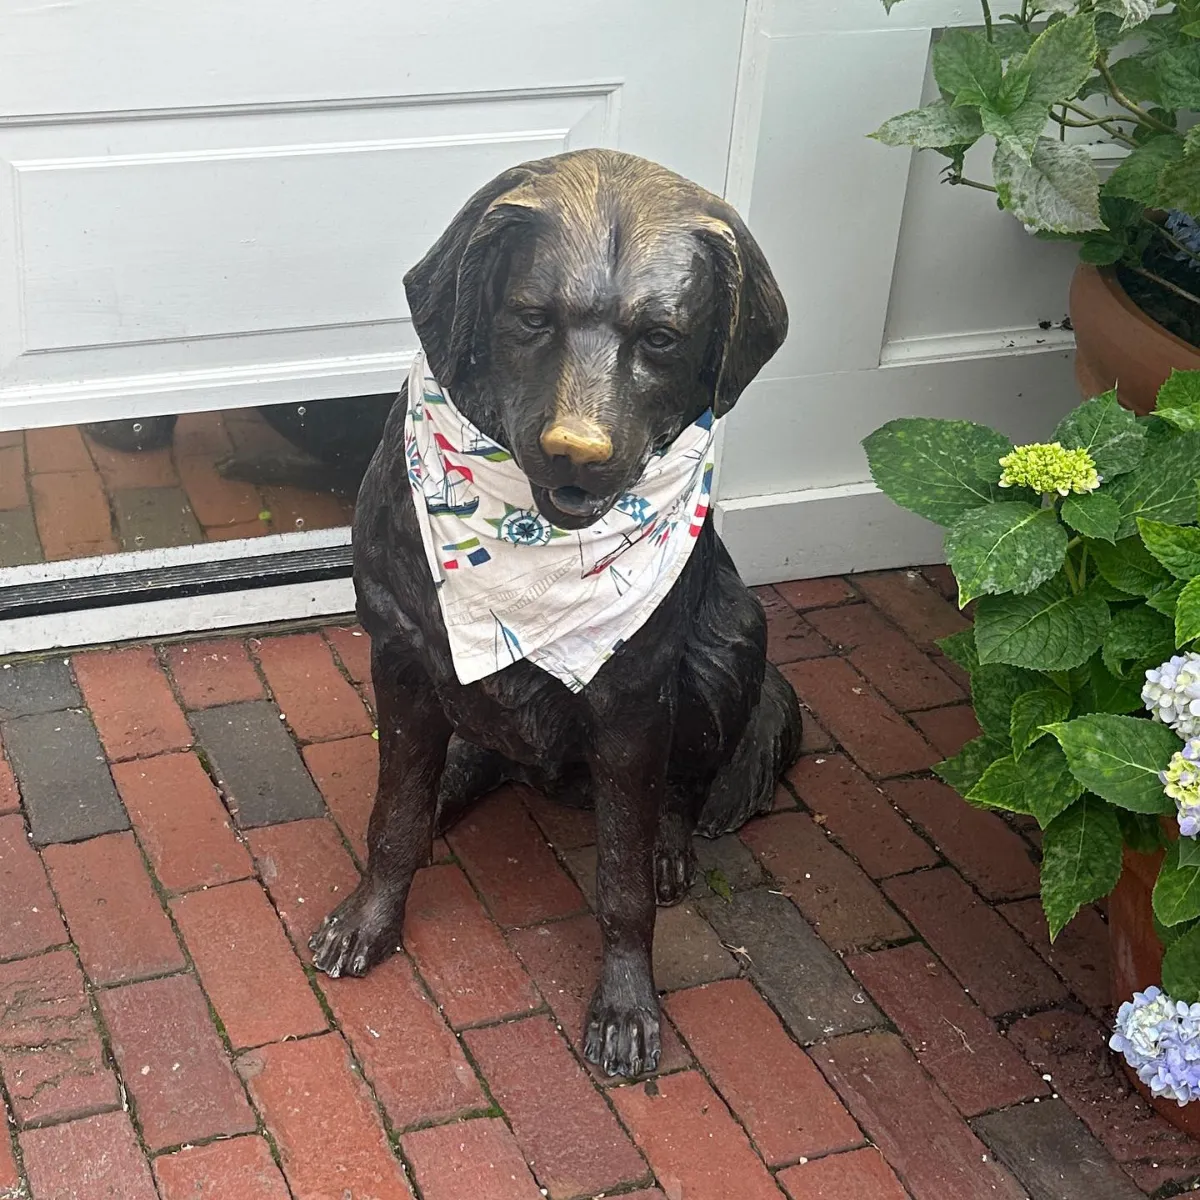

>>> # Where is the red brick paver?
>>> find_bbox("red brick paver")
[72,645,193,760]
[240,1033,413,1199]
[0,566,1179,1197]
[783,656,938,778]
[666,979,862,1165]
[42,831,185,984]
[113,751,253,892]
[465,1014,649,1198]
[164,638,265,709]
[254,632,373,742]
[777,1147,908,1200]
[611,1070,786,1200]
[99,973,255,1150]
[403,1117,542,1200]
[0,812,66,959]
[813,1032,1027,1200]
[0,949,118,1125]
[172,879,327,1049]
[20,1110,158,1200]
[154,1137,291,1200]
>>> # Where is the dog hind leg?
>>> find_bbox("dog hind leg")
[434,736,512,834]
[696,660,802,838]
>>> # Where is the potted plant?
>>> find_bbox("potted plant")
[874,0,1200,413]
[863,375,1200,1130]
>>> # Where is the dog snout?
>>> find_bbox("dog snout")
[539,415,614,467]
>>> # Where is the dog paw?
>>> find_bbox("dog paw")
[309,881,405,979]
[654,812,696,906]
[583,996,661,1078]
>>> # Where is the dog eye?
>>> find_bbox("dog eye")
[516,308,552,331]
[641,327,680,351]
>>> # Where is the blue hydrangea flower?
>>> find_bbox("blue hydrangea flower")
[1166,210,1200,268]
[1144,653,1200,740]
[1111,986,1200,1105]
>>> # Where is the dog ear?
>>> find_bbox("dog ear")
[404,166,546,388]
[696,210,788,418]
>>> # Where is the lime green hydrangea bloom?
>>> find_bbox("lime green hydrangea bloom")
[997,442,1101,496]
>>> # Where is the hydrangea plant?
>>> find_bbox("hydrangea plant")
[863,371,1200,1047]
[874,0,1200,302]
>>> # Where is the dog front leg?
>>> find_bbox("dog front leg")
[310,647,451,978]
[583,721,668,1078]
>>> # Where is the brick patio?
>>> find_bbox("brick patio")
[0,566,1192,1199]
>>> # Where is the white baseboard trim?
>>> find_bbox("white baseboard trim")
[715,479,945,585]
[0,578,355,657]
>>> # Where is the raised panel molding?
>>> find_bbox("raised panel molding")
[0,86,617,429]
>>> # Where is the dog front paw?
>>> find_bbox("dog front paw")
[654,811,696,906]
[309,880,405,979]
[584,993,661,1078]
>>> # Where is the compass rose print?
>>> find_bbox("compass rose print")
[485,504,569,547]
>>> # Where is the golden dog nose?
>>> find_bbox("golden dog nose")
[540,417,613,466]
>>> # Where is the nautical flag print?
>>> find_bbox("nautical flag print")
[441,537,491,570]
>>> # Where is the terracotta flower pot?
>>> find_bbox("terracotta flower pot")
[1069,263,1200,415]
[1109,843,1200,1138]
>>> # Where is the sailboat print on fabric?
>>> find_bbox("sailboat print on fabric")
[493,614,522,667]
[425,432,481,517]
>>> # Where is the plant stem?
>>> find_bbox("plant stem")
[951,176,999,192]
[1130,264,1200,309]
[1077,544,1089,590]
[1097,59,1176,134]
[1020,0,1029,24]
[1062,554,1081,593]
[981,0,994,41]
[1061,103,1140,149]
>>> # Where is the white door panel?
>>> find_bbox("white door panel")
[0,0,745,430]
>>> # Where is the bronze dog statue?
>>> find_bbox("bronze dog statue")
[309,149,800,1078]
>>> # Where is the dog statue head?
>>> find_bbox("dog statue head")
[404,149,787,530]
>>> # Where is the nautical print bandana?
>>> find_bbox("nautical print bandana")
[403,350,718,692]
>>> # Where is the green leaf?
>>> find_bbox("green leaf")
[934,734,1010,795]
[1154,42,1200,111]
[1103,135,1185,207]
[1154,369,1200,434]
[993,138,1104,234]
[1138,518,1200,579]
[1160,150,1200,213]
[1178,576,1200,644]
[1061,492,1122,542]
[871,100,985,150]
[970,663,1046,742]
[704,867,732,902]
[944,503,1068,606]
[1163,922,1200,1003]
[933,30,1003,108]
[1096,0,1156,33]
[1052,391,1147,481]
[1102,606,1178,679]
[1022,14,1101,108]
[1155,841,1200,926]
[1147,580,1185,617]
[970,738,1083,826]
[862,419,1019,527]
[1090,536,1173,597]
[1080,657,1146,715]
[1181,836,1200,868]
[1105,432,1200,537]
[1041,796,1124,939]
[939,628,978,674]
[1010,687,1073,758]
[1046,712,1179,812]
[974,577,1111,671]
[1118,808,1170,854]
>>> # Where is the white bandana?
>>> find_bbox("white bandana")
[403,351,718,691]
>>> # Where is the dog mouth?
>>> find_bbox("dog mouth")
[531,484,616,528]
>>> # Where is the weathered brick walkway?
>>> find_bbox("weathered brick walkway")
[0,567,1193,1198]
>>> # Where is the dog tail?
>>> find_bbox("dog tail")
[696,660,802,838]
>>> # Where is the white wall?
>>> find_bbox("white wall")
[715,0,1086,584]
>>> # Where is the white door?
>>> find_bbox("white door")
[715,0,1094,583]
[0,0,747,431]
